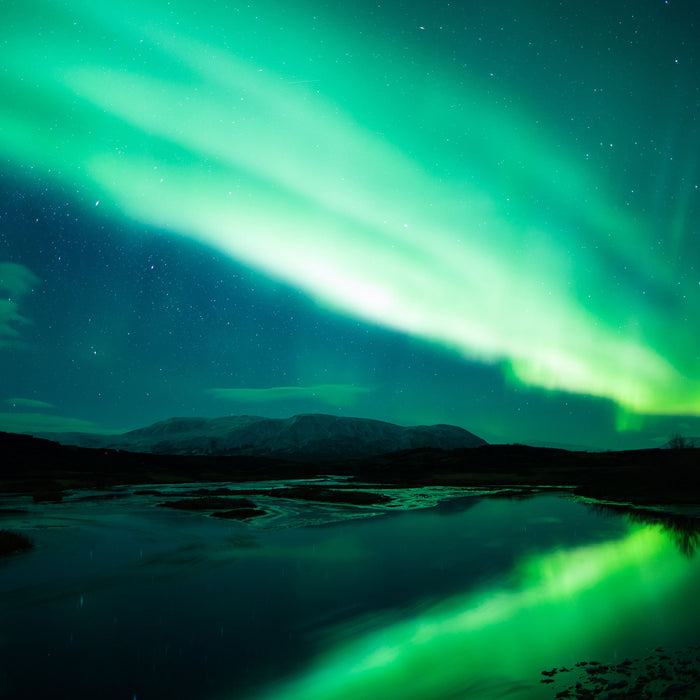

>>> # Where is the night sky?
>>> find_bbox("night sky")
[1,0,699,449]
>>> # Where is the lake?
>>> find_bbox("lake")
[1,484,699,699]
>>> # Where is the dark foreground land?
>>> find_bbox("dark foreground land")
[3,431,700,698]
[1,430,699,507]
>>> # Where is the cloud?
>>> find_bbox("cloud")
[5,398,54,410]
[0,411,108,434]
[0,263,40,298]
[206,384,372,408]
[0,262,40,347]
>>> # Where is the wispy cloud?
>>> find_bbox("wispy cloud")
[0,262,40,348]
[5,397,54,410]
[206,384,372,408]
[0,411,108,434]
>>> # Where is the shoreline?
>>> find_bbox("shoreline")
[2,431,700,512]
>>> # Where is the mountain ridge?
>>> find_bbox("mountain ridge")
[37,413,487,461]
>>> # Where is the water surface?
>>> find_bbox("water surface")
[1,486,699,699]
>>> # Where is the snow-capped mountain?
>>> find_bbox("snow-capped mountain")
[40,413,486,461]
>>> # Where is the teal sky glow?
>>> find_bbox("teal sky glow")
[1,0,699,447]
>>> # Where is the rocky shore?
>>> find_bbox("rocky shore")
[541,646,700,699]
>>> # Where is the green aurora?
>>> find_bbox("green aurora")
[245,524,699,700]
[1,0,700,445]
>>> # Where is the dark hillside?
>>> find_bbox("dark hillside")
[2,431,699,507]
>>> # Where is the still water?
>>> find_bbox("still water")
[1,486,699,699]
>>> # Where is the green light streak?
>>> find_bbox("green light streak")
[5,398,54,410]
[2,0,699,418]
[243,526,695,700]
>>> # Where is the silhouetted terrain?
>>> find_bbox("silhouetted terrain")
[38,413,486,460]
[0,431,314,494]
[2,431,699,507]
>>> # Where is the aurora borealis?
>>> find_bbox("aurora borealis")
[251,522,698,700]
[2,0,700,447]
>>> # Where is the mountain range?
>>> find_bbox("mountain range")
[39,413,487,461]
